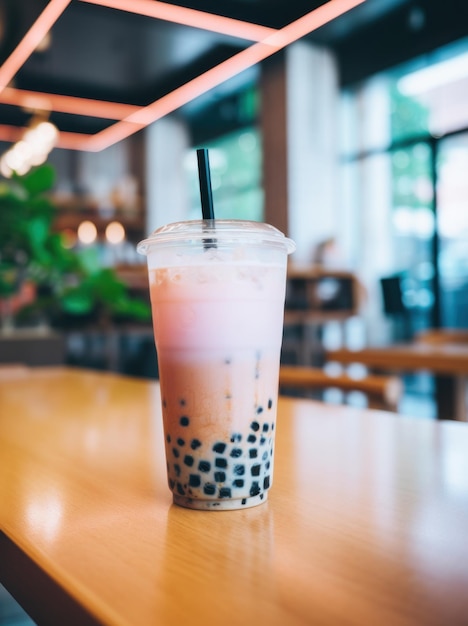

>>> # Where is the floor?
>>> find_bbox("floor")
[0,586,35,626]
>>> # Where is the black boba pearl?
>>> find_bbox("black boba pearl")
[249,449,258,459]
[250,482,261,496]
[251,464,261,476]
[169,478,175,490]
[256,406,264,414]
[176,482,185,495]
[177,438,185,446]
[174,463,181,476]
[166,434,171,443]
[204,483,216,495]
[184,455,194,467]
[260,437,266,445]
[198,460,211,473]
[247,434,256,443]
[266,461,271,470]
[233,479,244,488]
[213,442,226,453]
[271,423,275,430]
[233,464,245,476]
[242,498,247,505]
[219,487,231,498]
[262,423,269,432]
[250,421,260,432]
[262,451,268,461]
[268,398,273,409]
[230,448,242,458]
[230,433,242,443]
[215,458,227,468]
[189,474,201,487]
[180,416,190,427]
[214,471,226,482]
[172,448,179,458]
[191,439,202,450]
[263,476,270,489]
[163,398,167,408]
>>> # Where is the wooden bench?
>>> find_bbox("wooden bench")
[279,365,403,412]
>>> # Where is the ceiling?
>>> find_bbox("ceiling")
[0,0,466,151]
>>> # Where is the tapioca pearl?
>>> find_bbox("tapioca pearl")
[213,442,226,454]
[166,434,171,443]
[198,460,211,473]
[268,398,273,410]
[233,464,245,476]
[242,498,247,505]
[259,436,266,445]
[247,434,256,443]
[176,482,185,495]
[251,464,261,477]
[191,438,202,450]
[250,482,261,497]
[262,423,269,433]
[180,416,190,427]
[215,458,227,468]
[266,461,271,470]
[260,493,264,500]
[271,423,275,430]
[256,406,264,415]
[169,478,175,490]
[249,449,258,459]
[231,433,242,443]
[177,437,185,446]
[219,487,231,498]
[214,471,226,482]
[263,476,270,489]
[172,448,180,458]
[184,455,194,467]
[204,483,216,496]
[230,448,242,458]
[262,451,268,461]
[189,474,201,488]
[233,479,244,488]
[250,421,260,432]
[174,463,181,477]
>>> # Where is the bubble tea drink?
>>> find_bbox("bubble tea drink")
[138,220,295,510]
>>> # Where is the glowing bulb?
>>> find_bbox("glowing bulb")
[77,221,97,245]
[105,221,125,244]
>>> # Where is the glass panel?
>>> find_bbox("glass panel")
[185,127,263,221]
[437,132,468,327]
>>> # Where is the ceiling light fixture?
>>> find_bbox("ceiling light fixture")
[80,0,277,41]
[0,0,72,92]
[0,0,365,152]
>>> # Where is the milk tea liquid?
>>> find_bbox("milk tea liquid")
[140,220,295,510]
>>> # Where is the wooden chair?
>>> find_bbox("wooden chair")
[279,365,403,412]
[415,329,468,345]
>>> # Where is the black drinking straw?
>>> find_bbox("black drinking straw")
[196,148,216,247]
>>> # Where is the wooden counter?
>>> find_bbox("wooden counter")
[1,367,468,625]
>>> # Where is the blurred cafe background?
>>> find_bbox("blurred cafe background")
[0,0,467,422]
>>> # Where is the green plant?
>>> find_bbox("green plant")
[0,164,150,327]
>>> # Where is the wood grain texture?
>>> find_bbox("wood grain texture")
[1,367,468,625]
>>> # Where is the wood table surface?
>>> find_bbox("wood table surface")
[1,367,468,626]
[326,343,468,421]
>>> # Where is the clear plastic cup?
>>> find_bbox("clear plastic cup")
[138,220,295,510]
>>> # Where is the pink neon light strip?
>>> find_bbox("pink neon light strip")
[86,0,365,151]
[0,87,141,119]
[0,0,72,92]
[79,0,277,42]
[0,123,91,150]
